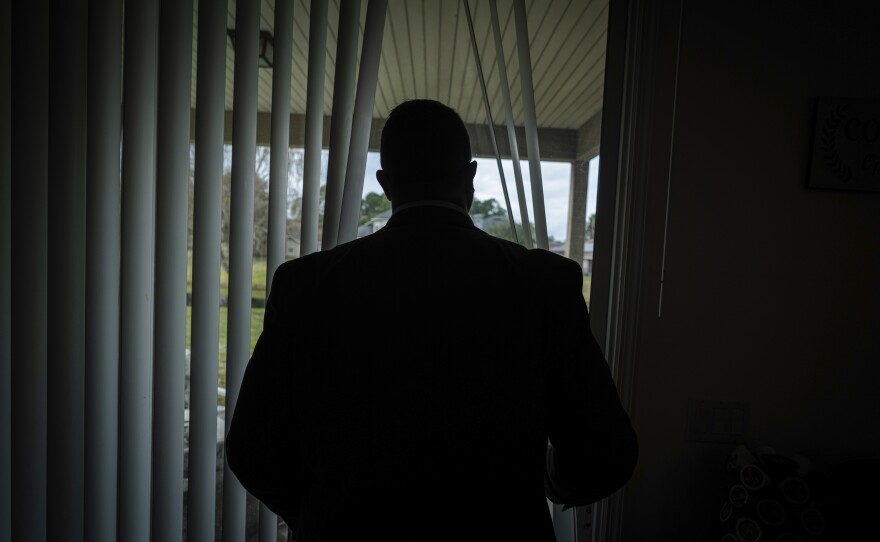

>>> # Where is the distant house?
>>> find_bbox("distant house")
[471,214,508,231]
[551,240,594,275]
[582,241,594,275]
[357,209,392,238]
[284,219,324,258]
[549,240,567,256]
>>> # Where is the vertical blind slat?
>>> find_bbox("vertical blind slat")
[490,0,533,248]
[463,0,519,245]
[189,0,227,538]
[0,0,13,537]
[223,0,261,538]
[153,0,194,539]
[299,0,329,258]
[84,1,123,540]
[266,3,296,535]
[513,0,549,249]
[338,0,388,245]
[48,0,87,538]
[118,0,160,539]
[321,0,362,251]
[267,0,294,288]
[10,0,49,539]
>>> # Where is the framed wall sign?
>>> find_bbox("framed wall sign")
[808,96,880,192]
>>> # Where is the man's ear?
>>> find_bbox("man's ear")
[463,161,477,211]
[376,169,392,199]
[465,160,477,181]
[463,160,477,192]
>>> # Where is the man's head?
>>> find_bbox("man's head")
[376,99,477,210]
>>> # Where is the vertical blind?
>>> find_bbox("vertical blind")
[153,0,193,538]
[118,1,159,540]
[84,0,123,539]
[11,1,50,541]
[48,1,87,541]
[0,0,552,540]
[0,0,12,539]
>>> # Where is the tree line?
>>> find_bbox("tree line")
[185,145,596,270]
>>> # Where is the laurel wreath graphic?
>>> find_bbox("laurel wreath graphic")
[821,104,855,183]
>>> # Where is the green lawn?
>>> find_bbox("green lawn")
[187,252,269,301]
[582,274,592,308]
[186,252,267,400]
[184,305,264,390]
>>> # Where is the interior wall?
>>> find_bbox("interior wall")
[618,1,880,540]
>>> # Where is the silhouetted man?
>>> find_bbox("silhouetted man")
[226,99,638,541]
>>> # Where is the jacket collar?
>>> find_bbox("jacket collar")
[384,201,476,229]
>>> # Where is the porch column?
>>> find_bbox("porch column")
[565,159,589,270]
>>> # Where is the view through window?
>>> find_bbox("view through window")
[184,146,600,397]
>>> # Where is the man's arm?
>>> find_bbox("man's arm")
[543,258,638,506]
[225,262,302,525]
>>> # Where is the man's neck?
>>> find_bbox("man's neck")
[391,199,470,217]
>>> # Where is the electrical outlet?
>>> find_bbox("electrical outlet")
[687,399,749,443]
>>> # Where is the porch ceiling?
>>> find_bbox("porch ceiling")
[191,0,608,133]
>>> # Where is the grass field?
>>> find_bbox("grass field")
[184,305,264,393]
[187,251,268,301]
[186,252,267,399]
[582,274,592,307]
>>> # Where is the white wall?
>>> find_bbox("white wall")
[617,1,880,539]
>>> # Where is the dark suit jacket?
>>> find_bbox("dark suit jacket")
[226,204,637,541]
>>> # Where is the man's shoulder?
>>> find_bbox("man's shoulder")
[515,247,586,302]
[272,248,333,288]
[524,246,583,276]
[273,237,370,282]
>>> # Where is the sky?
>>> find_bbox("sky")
[360,152,600,242]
